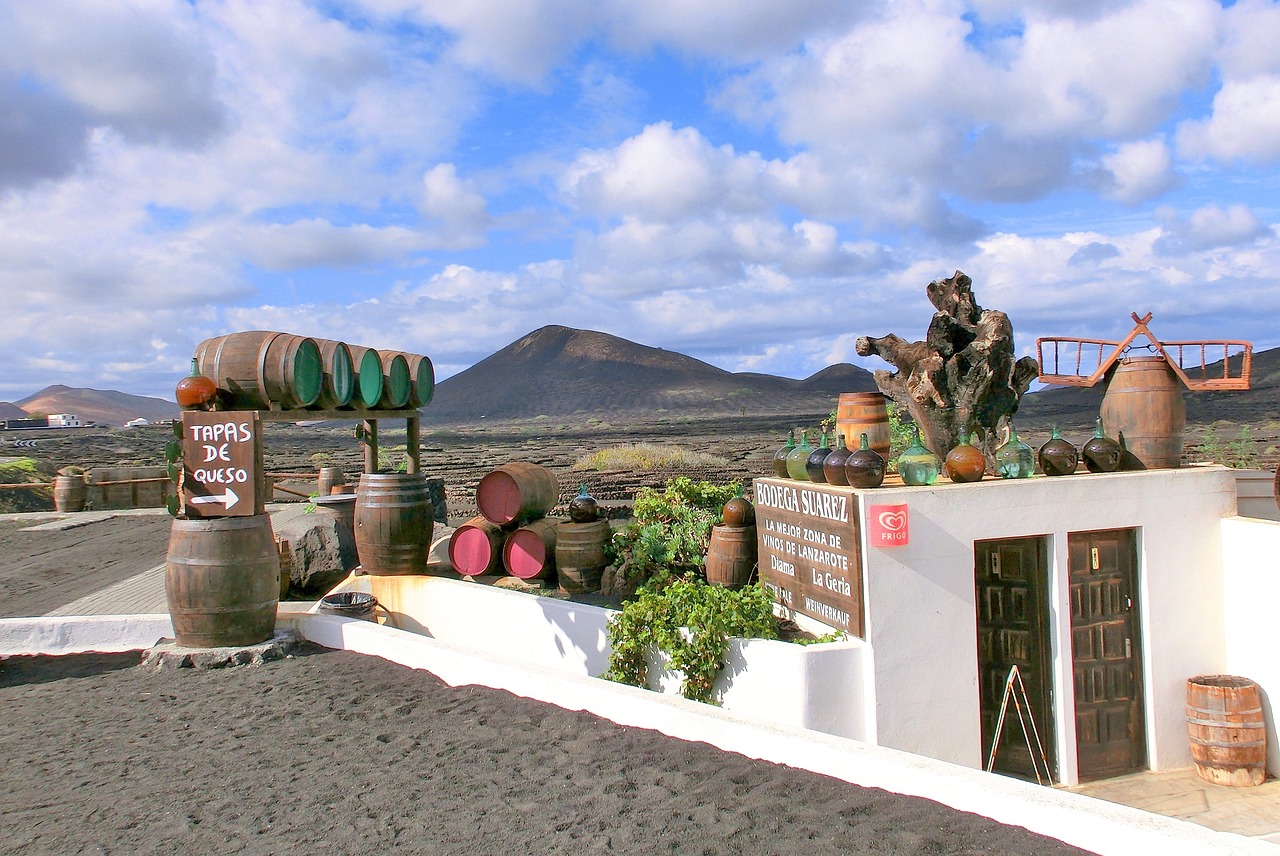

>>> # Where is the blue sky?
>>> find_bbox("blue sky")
[2,0,1278,403]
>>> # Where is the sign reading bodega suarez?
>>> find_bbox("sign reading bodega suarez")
[754,481,849,524]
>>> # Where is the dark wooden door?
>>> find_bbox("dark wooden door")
[1069,528,1145,780]
[975,537,1054,781]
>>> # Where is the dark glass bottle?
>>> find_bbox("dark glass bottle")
[805,432,833,482]
[845,433,886,489]
[786,431,813,480]
[175,357,218,410]
[897,425,940,486]
[1037,426,1078,477]
[722,484,755,527]
[772,430,795,478]
[944,427,986,483]
[823,433,853,486]
[1081,418,1122,473]
[568,484,599,522]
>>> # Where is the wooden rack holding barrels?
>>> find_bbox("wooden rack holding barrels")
[1036,312,1252,469]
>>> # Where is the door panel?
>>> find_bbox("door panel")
[975,537,1054,781]
[1069,529,1144,780]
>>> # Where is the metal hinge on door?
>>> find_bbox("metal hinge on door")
[1091,546,1100,570]
[1125,638,1132,658]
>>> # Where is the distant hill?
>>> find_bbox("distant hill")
[16,385,180,427]
[423,325,877,422]
[1018,345,1280,425]
[0,402,26,420]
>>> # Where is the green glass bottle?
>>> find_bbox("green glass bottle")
[897,424,940,486]
[773,430,795,478]
[995,425,1035,479]
[786,431,813,480]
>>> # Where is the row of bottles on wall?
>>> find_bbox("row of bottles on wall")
[772,418,1125,487]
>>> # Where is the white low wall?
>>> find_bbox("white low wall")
[325,574,871,740]
[1220,515,1280,777]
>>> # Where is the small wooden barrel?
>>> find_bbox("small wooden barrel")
[376,350,413,409]
[315,339,356,408]
[1187,675,1267,787]
[705,524,757,589]
[354,473,434,575]
[404,353,435,407]
[165,514,279,648]
[1100,356,1186,469]
[448,515,506,577]
[53,474,86,512]
[836,392,891,458]
[317,466,345,497]
[555,519,611,593]
[476,462,560,526]
[348,345,385,409]
[503,517,563,580]
[194,330,324,410]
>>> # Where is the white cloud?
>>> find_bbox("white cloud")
[1177,76,1280,164]
[1154,204,1270,254]
[421,164,491,246]
[1097,138,1180,205]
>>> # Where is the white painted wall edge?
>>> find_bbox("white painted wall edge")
[2,613,1272,855]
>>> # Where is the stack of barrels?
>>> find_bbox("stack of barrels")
[448,464,612,594]
[193,330,434,412]
[705,487,757,590]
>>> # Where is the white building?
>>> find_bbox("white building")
[47,414,84,428]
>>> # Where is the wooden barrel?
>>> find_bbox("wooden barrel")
[503,517,563,580]
[1100,356,1186,469]
[348,346,385,409]
[836,392,891,458]
[1187,675,1267,787]
[53,474,86,512]
[315,339,356,408]
[448,515,505,577]
[555,519,610,593]
[317,466,345,497]
[704,524,758,589]
[165,514,279,648]
[376,350,413,409]
[354,473,434,575]
[194,331,324,410]
[476,462,560,526]
[405,353,435,407]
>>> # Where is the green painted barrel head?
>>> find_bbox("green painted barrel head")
[354,347,384,408]
[293,337,323,407]
[325,341,355,407]
[411,354,435,406]
[383,352,412,408]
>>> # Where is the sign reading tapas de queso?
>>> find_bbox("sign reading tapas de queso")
[754,477,864,637]
[180,411,263,517]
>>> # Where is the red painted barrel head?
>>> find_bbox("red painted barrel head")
[476,470,522,524]
[504,528,548,579]
[449,526,498,576]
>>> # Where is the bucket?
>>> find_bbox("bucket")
[448,515,506,577]
[1100,356,1186,469]
[315,339,356,409]
[836,392,891,458]
[318,591,378,620]
[53,474,86,512]
[503,517,563,580]
[165,514,279,648]
[317,466,345,497]
[354,473,434,575]
[555,519,611,593]
[476,462,560,526]
[376,350,413,409]
[348,346,385,409]
[194,330,324,410]
[704,524,758,590]
[1187,675,1268,787]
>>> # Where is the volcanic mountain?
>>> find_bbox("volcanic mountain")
[423,326,876,422]
[16,385,180,427]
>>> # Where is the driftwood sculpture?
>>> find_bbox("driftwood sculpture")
[855,271,1040,460]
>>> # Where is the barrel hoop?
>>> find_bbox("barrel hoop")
[1186,714,1265,726]
[169,601,277,615]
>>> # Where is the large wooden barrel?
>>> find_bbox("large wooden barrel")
[836,392,891,458]
[354,473,434,575]
[555,519,611,593]
[404,353,435,407]
[348,346,385,409]
[1100,356,1186,469]
[476,462,560,526]
[448,515,506,577]
[376,350,413,409]
[165,514,279,648]
[53,474,86,512]
[194,331,324,410]
[315,339,356,408]
[704,524,758,590]
[1187,675,1267,787]
[503,517,563,580]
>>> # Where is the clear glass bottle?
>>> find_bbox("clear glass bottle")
[897,424,940,486]
[995,425,1035,479]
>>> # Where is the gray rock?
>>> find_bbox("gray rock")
[271,503,358,595]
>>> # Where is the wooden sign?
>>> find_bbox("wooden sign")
[754,478,863,637]
[180,411,262,517]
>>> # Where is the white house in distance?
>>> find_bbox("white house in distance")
[47,414,84,428]
[123,417,150,428]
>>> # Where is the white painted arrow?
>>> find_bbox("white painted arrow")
[190,487,240,510]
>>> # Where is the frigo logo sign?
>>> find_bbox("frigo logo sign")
[868,504,909,547]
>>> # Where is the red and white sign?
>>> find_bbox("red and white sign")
[868,504,909,547]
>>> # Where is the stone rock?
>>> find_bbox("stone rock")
[271,504,358,595]
[141,630,301,670]
[597,566,637,600]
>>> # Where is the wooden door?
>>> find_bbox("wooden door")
[1069,528,1144,780]
[975,537,1054,781]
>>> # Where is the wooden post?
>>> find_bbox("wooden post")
[406,416,420,474]
[362,418,378,473]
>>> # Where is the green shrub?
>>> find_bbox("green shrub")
[572,443,728,472]
[609,477,738,586]
[0,457,55,513]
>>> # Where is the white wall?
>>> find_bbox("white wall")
[1220,515,1280,777]
[855,467,1237,784]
